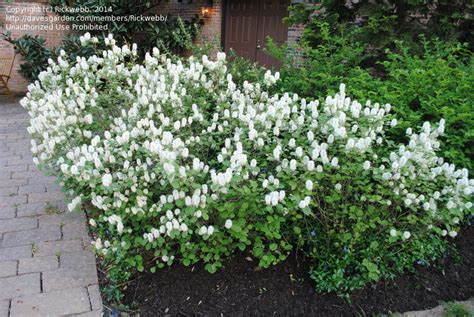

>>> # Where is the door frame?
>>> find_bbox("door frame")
[220,0,228,50]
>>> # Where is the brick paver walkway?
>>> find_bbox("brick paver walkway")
[0,101,102,316]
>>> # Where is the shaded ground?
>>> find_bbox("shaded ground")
[119,225,474,316]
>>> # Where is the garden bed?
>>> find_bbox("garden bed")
[119,225,474,316]
[21,34,473,316]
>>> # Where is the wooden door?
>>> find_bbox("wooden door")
[255,0,289,68]
[224,0,289,69]
[223,0,259,62]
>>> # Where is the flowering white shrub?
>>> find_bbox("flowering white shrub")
[22,34,473,292]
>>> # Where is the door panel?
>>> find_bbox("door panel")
[256,0,290,68]
[224,0,289,69]
[224,0,259,62]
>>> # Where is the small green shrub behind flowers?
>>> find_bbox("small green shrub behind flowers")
[22,34,473,294]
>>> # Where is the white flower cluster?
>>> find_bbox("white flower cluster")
[22,33,473,265]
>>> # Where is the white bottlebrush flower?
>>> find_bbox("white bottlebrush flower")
[198,226,207,235]
[117,221,124,234]
[446,201,455,209]
[295,147,303,157]
[389,229,397,237]
[179,223,189,232]
[67,196,81,212]
[289,159,297,171]
[224,219,233,229]
[363,161,371,170]
[273,146,281,160]
[207,226,215,235]
[464,187,472,195]
[298,200,306,209]
[335,183,342,191]
[402,231,411,240]
[102,174,112,187]
[216,52,226,61]
[288,138,296,148]
[305,180,313,191]
[298,196,311,209]
[279,190,286,200]
[250,159,257,168]
[327,134,334,144]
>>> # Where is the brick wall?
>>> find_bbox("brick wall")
[148,0,223,52]
[287,0,310,46]
[0,0,70,94]
[287,0,315,67]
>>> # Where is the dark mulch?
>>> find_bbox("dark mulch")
[120,226,474,316]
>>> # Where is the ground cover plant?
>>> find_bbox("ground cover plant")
[444,302,474,317]
[21,34,473,297]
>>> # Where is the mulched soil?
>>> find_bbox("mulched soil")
[119,225,474,316]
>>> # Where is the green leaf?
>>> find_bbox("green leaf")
[294,226,301,235]
[205,263,217,273]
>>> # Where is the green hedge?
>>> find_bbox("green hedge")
[268,38,473,171]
